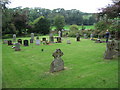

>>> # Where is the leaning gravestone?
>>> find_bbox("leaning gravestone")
[50,49,64,73]
[104,40,117,59]
[49,33,54,43]
[76,33,80,41]
[24,40,29,46]
[15,43,21,51]
[8,40,13,45]
[31,33,34,40]
[18,39,22,44]
[13,34,16,42]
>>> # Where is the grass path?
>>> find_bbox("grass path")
[2,37,118,88]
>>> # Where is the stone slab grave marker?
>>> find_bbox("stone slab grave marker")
[104,40,117,59]
[8,40,13,45]
[57,37,61,43]
[84,34,87,39]
[76,33,80,41]
[31,33,34,40]
[36,36,40,45]
[15,43,21,51]
[3,40,8,44]
[67,40,71,44]
[13,34,16,42]
[24,40,29,46]
[18,39,22,45]
[50,49,64,73]
[49,33,54,43]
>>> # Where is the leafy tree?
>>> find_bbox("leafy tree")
[70,24,79,31]
[33,16,50,35]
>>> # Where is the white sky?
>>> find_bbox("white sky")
[8,0,113,13]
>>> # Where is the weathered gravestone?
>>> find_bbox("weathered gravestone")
[104,40,118,59]
[49,33,54,43]
[50,49,64,73]
[15,43,21,51]
[24,40,29,46]
[8,40,13,45]
[67,40,71,44]
[36,36,40,45]
[31,33,34,40]
[57,37,61,43]
[90,33,94,40]
[58,31,61,37]
[76,33,80,41]
[18,39,22,44]
[3,40,8,44]
[84,34,87,39]
[13,34,16,42]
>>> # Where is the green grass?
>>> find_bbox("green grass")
[51,25,95,30]
[2,37,118,88]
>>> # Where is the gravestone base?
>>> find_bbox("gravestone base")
[50,58,64,73]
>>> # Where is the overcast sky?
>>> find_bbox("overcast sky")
[8,0,113,13]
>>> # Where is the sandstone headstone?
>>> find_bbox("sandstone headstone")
[24,40,29,46]
[13,34,16,42]
[104,40,117,59]
[15,43,21,51]
[50,49,64,73]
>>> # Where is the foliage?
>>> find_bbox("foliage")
[33,16,50,35]
[70,24,79,31]
[54,14,65,31]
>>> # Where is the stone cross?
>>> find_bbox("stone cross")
[50,49,64,73]
[13,34,16,42]
[31,33,34,40]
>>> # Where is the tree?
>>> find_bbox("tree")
[70,24,79,31]
[54,14,65,37]
[33,16,50,35]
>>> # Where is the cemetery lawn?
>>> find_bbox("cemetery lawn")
[2,37,118,88]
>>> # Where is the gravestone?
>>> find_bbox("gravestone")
[57,37,61,43]
[36,36,40,45]
[24,40,29,46]
[76,33,80,41]
[84,34,87,39]
[8,40,13,45]
[50,49,64,73]
[15,43,21,51]
[67,40,71,44]
[30,39,34,43]
[13,34,16,42]
[3,40,8,44]
[49,33,54,43]
[90,34,94,39]
[104,40,117,59]
[31,33,34,40]
[58,31,61,37]
[18,39,22,44]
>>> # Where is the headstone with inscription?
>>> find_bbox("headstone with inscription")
[24,40,29,46]
[50,49,64,73]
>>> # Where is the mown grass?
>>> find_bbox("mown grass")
[51,25,95,30]
[2,37,118,88]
